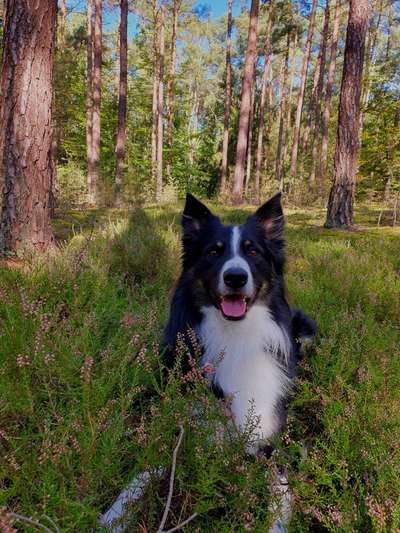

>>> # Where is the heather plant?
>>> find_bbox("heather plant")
[0,204,399,531]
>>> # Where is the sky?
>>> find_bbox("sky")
[67,1,240,38]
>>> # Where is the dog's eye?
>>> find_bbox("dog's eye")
[247,249,258,257]
[207,243,223,257]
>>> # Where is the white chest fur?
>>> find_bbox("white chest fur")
[198,305,291,447]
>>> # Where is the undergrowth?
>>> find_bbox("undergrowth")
[0,203,399,532]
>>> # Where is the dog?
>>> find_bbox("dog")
[164,192,316,453]
[100,193,316,532]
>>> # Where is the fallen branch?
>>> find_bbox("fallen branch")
[157,424,198,533]
[8,512,57,533]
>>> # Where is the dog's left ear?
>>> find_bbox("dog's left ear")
[182,193,214,240]
[254,192,284,240]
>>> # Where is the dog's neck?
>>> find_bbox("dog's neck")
[197,304,291,449]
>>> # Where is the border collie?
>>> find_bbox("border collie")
[100,193,316,531]
[164,192,316,452]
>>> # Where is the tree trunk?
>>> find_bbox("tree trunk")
[309,0,330,183]
[282,30,297,168]
[166,0,180,182]
[86,0,94,205]
[325,0,369,228]
[232,0,259,204]
[156,3,165,202]
[114,0,128,207]
[0,0,55,253]
[59,0,67,49]
[254,0,273,204]
[320,0,341,180]
[220,0,234,196]
[88,0,102,206]
[151,1,158,188]
[275,33,290,191]
[245,79,256,194]
[289,0,318,180]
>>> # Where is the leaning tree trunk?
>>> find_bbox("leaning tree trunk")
[320,0,341,180]
[166,0,180,182]
[0,0,55,253]
[289,0,318,180]
[156,3,165,202]
[114,0,128,206]
[254,0,273,204]
[325,0,369,228]
[219,0,234,196]
[89,0,102,206]
[232,0,259,204]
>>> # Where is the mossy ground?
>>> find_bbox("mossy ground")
[1,202,399,532]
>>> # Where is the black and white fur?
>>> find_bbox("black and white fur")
[100,193,316,531]
[164,192,316,451]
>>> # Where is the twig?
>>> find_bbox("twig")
[163,512,199,533]
[41,514,60,533]
[8,512,56,533]
[157,424,185,533]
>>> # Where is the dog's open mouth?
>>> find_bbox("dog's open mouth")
[219,295,247,320]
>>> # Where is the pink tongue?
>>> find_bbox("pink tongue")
[221,297,246,318]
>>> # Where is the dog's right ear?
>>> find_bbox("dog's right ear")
[182,194,214,240]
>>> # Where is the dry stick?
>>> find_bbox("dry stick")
[157,425,198,533]
[8,512,57,533]
[163,512,199,533]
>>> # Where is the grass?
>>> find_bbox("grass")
[0,202,399,532]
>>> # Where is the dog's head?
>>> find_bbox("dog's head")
[181,193,285,321]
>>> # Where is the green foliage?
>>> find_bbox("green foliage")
[1,204,399,531]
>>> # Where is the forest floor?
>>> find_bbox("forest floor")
[1,202,399,532]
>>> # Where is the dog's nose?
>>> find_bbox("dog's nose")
[224,267,248,289]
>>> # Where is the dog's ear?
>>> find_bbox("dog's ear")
[182,194,214,239]
[254,192,284,240]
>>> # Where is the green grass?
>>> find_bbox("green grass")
[1,203,399,532]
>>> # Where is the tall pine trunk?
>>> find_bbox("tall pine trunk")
[220,0,234,196]
[86,0,94,204]
[232,0,259,204]
[275,34,290,191]
[166,0,180,182]
[0,0,55,252]
[151,1,158,187]
[114,0,128,206]
[325,0,369,228]
[282,31,297,168]
[320,0,341,180]
[289,0,318,180]
[156,4,165,202]
[309,0,330,183]
[245,79,256,194]
[89,0,102,205]
[254,0,273,204]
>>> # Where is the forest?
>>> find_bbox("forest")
[0,0,400,532]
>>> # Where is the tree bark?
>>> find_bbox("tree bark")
[0,0,56,253]
[282,30,297,168]
[151,1,158,188]
[275,33,290,191]
[156,3,165,202]
[320,0,341,180]
[86,0,94,205]
[59,0,67,49]
[245,78,256,194]
[289,0,318,180]
[325,0,369,228]
[114,0,128,206]
[232,0,259,204]
[166,0,180,182]
[309,0,330,183]
[219,0,234,196]
[88,0,102,205]
[254,0,273,204]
